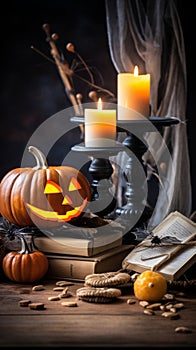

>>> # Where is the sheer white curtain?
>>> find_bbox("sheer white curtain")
[105,0,192,228]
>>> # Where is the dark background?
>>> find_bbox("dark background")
[0,0,195,212]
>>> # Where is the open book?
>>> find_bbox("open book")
[122,211,196,281]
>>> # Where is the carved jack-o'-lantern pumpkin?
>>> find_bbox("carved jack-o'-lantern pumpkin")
[0,146,91,227]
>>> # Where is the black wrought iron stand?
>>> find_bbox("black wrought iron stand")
[71,116,179,243]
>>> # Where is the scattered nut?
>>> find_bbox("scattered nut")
[144,309,155,315]
[164,293,175,300]
[61,301,78,307]
[139,301,149,308]
[18,299,31,307]
[173,303,184,309]
[29,302,45,310]
[170,307,177,313]
[127,299,136,305]
[53,287,65,292]
[160,305,166,311]
[146,303,161,310]
[175,326,192,333]
[58,287,72,298]
[32,285,45,291]
[58,293,71,299]
[166,303,174,310]
[161,311,180,319]
[56,281,74,287]
[48,296,60,301]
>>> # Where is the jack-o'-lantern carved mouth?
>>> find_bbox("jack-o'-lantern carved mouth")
[25,178,89,222]
[26,198,88,222]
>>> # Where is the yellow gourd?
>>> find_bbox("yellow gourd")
[133,270,167,301]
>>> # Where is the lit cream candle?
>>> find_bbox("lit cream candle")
[85,98,116,147]
[117,66,150,120]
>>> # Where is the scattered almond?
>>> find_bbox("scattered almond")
[32,285,45,291]
[164,293,175,300]
[161,311,180,319]
[146,303,161,310]
[127,299,136,305]
[175,326,192,333]
[139,301,149,308]
[18,299,31,307]
[61,301,77,307]
[170,307,176,313]
[144,309,155,315]
[29,302,45,310]
[53,287,65,292]
[48,296,60,301]
[173,303,184,309]
[56,281,74,287]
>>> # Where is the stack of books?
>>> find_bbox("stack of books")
[34,218,134,281]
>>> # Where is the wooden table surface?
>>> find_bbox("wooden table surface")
[0,275,195,349]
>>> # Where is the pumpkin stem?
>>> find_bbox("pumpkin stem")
[30,234,39,252]
[15,233,30,254]
[28,146,48,169]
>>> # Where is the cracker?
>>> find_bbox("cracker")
[76,286,121,303]
[84,271,131,287]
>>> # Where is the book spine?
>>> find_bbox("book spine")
[47,258,97,280]
[35,237,122,257]
[46,246,133,281]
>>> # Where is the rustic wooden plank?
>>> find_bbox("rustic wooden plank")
[0,280,195,316]
[0,314,195,348]
[0,279,195,348]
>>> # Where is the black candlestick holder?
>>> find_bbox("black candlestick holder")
[115,126,148,223]
[71,144,124,217]
[71,115,179,242]
[115,117,180,242]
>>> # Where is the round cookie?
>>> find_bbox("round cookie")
[76,286,121,303]
[84,271,131,287]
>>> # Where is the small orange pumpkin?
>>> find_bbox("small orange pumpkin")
[0,146,91,228]
[2,234,48,283]
[133,270,167,301]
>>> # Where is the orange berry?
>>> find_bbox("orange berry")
[133,270,167,301]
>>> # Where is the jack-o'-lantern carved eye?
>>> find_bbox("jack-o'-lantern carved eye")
[43,178,82,195]
[44,180,63,194]
[69,177,82,191]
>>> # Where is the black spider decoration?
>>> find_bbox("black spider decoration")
[0,216,40,250]
[149,234,182,246]
[150,235,162,245]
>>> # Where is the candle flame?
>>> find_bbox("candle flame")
[97,97,102,110]
[134,65,139,76]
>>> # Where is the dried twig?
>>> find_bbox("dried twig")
[42,23,82,116]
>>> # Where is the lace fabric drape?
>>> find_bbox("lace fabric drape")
[105,0,192,228]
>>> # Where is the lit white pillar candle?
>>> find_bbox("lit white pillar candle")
[85,98,116,147]
[117,66,150,120]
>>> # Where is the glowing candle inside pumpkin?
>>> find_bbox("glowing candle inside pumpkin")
[85,98,116,147]
[117,66,150,120]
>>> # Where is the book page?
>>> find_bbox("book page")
[160,220,195,241]
[123,211,196,274]
[153,211,196,242]
[124,245,169,270]
[159,246,196,279]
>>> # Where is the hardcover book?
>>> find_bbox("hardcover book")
[122,211,196,281]
[34,229,123,257]
[46,244,134,281]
